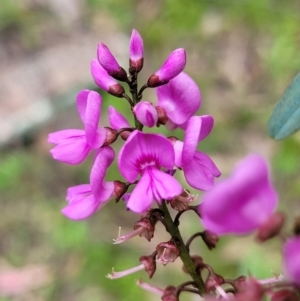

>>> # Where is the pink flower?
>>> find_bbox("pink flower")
[48,90,106,164]
[133,101,158,128]
[129,29,144,72]
[118,131,182,213]
[156,72,201,129]
[97,43,127,81]
[62,146,115,220]
[147,49,186,87]
[173,115,220,190]
[200,154,278,235]
[91,59,125,97]
[283,236,300,285]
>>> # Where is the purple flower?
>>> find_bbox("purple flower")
[133,101,158,128]
[62,146,115,220]
[173,115,220,190]
[200,154,278,235]
[97,43,127,81]
[108,105,130,130]
[48,90,106,164]
[91,59,125,97]
[156,72,201,129]
[283,236,300,285]
[147,49,186,87]
[129,29,144,72]
[118,131,182,213]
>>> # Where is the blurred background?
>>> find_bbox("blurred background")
[1,0,300,300]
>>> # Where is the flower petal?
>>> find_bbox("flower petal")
[91,59,118,91]
[201,154,278,235]
[108,106,130,130]
[127,172,154,213]
[48,129,85,144]
[283,237,300,285]
[183,151,220,191]
[66,184,91,202]
[49,131,90,164]
[90,146,115,199]
[156,72,201,125]
[118,131,175,182]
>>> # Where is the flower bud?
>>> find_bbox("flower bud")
[133,101,158,127]
[202,230,219,250]
[139,254,156,278]
[129,29,144,73]
[147,48,186,87]
[91,59,125,97]
[97,43,128,81]
[256,211,285,242]
[156,241,179,265]
[234,278,264,301]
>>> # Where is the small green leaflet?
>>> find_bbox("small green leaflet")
[267,72,300,140]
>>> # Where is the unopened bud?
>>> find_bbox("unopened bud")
[256,212,285,242]
[129,29,144,73]
[139,254,156,278]
[156,241,179,265]
[235,278,264,301]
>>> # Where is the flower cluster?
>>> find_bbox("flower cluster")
[48,29,300,300]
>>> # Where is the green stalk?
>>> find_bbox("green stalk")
[158,201,206,295]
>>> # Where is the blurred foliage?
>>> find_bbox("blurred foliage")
[1,0,300,300]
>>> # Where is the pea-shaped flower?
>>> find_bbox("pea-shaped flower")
[200,154,278,235]
[118,131,182,213]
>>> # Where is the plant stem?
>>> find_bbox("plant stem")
[158,201,206,295]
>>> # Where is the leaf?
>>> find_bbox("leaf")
[267,72,300,140]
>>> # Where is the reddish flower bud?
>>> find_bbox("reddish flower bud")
[139,254,156,278]
[256,211,285,242]
[271,289,299,301]
[156,241,179,265]
[202,230,219,250]
[134,217,155,241]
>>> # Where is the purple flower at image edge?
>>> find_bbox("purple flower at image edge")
[200,154,278,235]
